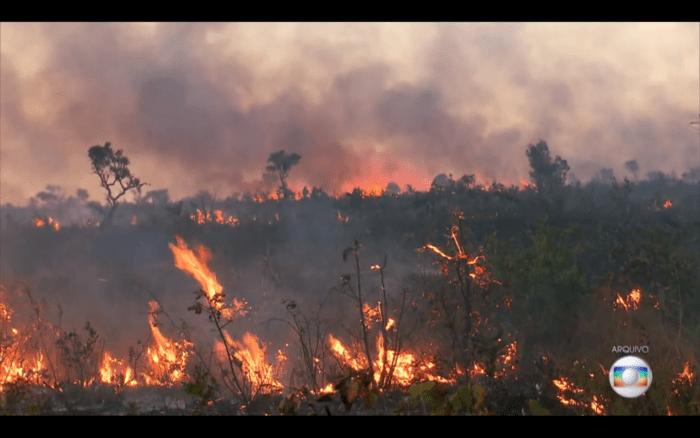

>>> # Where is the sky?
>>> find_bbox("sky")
[1,22,698,206]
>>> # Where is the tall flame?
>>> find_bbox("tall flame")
[216,332,284,396]
[169,235,233,320]
[143,300,191,386]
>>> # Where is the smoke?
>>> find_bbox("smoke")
[1,22,698,206]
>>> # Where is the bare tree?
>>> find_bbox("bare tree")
[266,150,301,200]
[88,142,147,226]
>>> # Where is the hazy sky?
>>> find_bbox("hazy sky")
[1,23,698,206]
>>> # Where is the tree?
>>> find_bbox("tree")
[266,150,301,200]
[625,160,639,181]
[385,182,401,196]
[88,142,147,226]
[525,140,569,193]
[600,168,614,183]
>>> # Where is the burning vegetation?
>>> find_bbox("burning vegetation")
[1,142,699,415]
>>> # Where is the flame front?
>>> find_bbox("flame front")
[328,334,452,387]
[190,209,239,226]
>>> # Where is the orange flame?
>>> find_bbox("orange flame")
[169,235,234,320]
[328,334,453,387]
[519,177,535,190]
[190,209,239,226]
[143,301,191,386]
[100,351,136,387]
[553,376,585,407]
[216,332,284,395]
[670,361,695,398]
[614,288,641,311]
[1,295,47,390]
[33,217,59,230]
[553,372,608,415]
[421,237,501,289]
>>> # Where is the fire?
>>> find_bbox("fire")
[1,350,46,391]
[143,301,191,386]
[327,334,452,387]
[668,361,696,415]
[362,302,382,330]
[423,244,452,261]
[337,211,350,223]
[169,235,233,320]
[590,395,606,415]
[519,177,535,190]
[493,341,518,378]
[328,334,367,371]
[421,230,501,289]
[169,235,284,397]
[671,361,695,396]
[190,209,239,226]
[0,296,47,391]
[100,351,136,387]
[469,362,487,378]
[553,364,609,415]
[553,377,585,408]
[33,217,60,230]
[648,198,675,211]
[215,332,284,396]
[614,288,641,311]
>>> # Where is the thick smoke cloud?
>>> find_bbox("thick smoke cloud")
[1,22,698,205]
